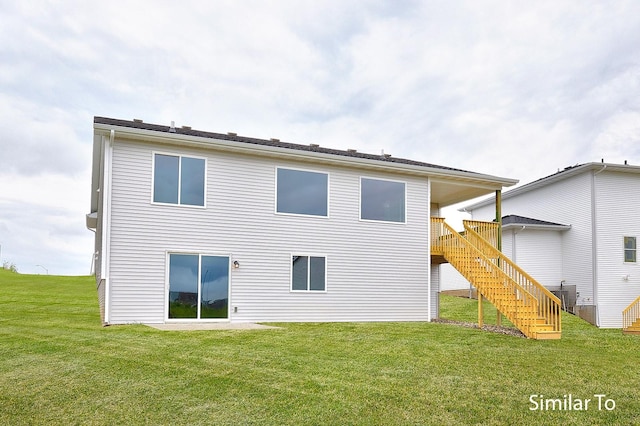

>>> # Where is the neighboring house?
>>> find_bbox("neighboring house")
[86,116,518,326]
[463,162,640,328]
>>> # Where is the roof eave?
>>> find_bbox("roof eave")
[463,162,640,211]
[502,223,572,231]
[93,121,518,189]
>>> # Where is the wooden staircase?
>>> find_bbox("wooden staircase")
[431,218,562,340]
[623,296,640,335]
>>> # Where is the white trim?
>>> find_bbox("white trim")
[289,254,328,293]
[274,166,330,218]
[165,251,232,322]
[359,176,408,224]
[151,151,208,209]
[102,132,114,324]
[94,122,518,188]
[427,177,431,321]
[590,168,599,326]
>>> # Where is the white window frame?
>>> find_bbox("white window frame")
[289,254,328,293]
[274,166,330,218]
[165,251,232,322]
[624,236,637,263]
[359,176,407,224]
[152,151,207,208]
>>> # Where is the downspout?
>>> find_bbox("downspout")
[495,190,502,252]
[512,226,526,263]
[591,164,606,326]
[495,189,502,326]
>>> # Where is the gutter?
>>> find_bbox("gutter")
[93,122,518,190]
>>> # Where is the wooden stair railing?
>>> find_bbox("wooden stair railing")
[464,220,500,249]
[431,218,561,340]
[462,220,562,339]
[622,295,640,335]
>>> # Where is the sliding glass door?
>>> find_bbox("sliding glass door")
[168,254,229,319]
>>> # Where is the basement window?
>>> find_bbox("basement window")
[624,237,636,263]
[291,255,326,292]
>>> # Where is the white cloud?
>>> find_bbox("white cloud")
[1,0,640,274]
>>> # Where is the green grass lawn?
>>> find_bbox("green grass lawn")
[0,269,638,425]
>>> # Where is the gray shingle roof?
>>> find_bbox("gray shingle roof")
[502,215,569,228]
[94,116,471,174]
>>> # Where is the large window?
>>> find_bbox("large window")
[360,177,406,223]
[291,255,326,291]
[168,254,229,319]
[276,168,328,216]
[624,236,636,263]
[153,153,205,206]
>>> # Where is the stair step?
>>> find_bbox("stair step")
[534,331,562,340]
[441,234,562,340]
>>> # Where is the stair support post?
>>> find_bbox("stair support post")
[478,293,484,328]
[495,189,502,328]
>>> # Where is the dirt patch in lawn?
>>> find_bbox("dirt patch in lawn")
[433,318,526,338]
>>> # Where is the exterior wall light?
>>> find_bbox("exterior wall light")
[233,260,240,269]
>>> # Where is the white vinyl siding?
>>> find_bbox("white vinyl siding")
[471,168,640,328]
[471,172,595,306]
[107,139,430,324]
[430,266,439,319]
[593,171,640,328]
[503,228,564,289]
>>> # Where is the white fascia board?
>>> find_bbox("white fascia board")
[93,123,518,189]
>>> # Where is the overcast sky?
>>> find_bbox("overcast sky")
[1,1,640,275]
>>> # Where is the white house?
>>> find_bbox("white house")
[463,162,640,328]
[86,116,519,326]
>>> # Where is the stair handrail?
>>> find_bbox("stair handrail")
[462,220,562,334]
[622,295,640,329]
[432,218,540,338]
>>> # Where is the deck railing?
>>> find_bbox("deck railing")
[464,220,500,249]
[462,220,562,336]
[622,295,640,330]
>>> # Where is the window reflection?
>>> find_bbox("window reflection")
[277,168,328,216]
[361,178,405,223]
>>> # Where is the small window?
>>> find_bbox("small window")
[624,237,636,263]
[360,177,406,223]
[153,154,205,206]
[276,168,328,216]
[291,255,326,291]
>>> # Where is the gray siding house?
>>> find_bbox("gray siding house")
[464,162,640,328]
[86,116,516,325]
